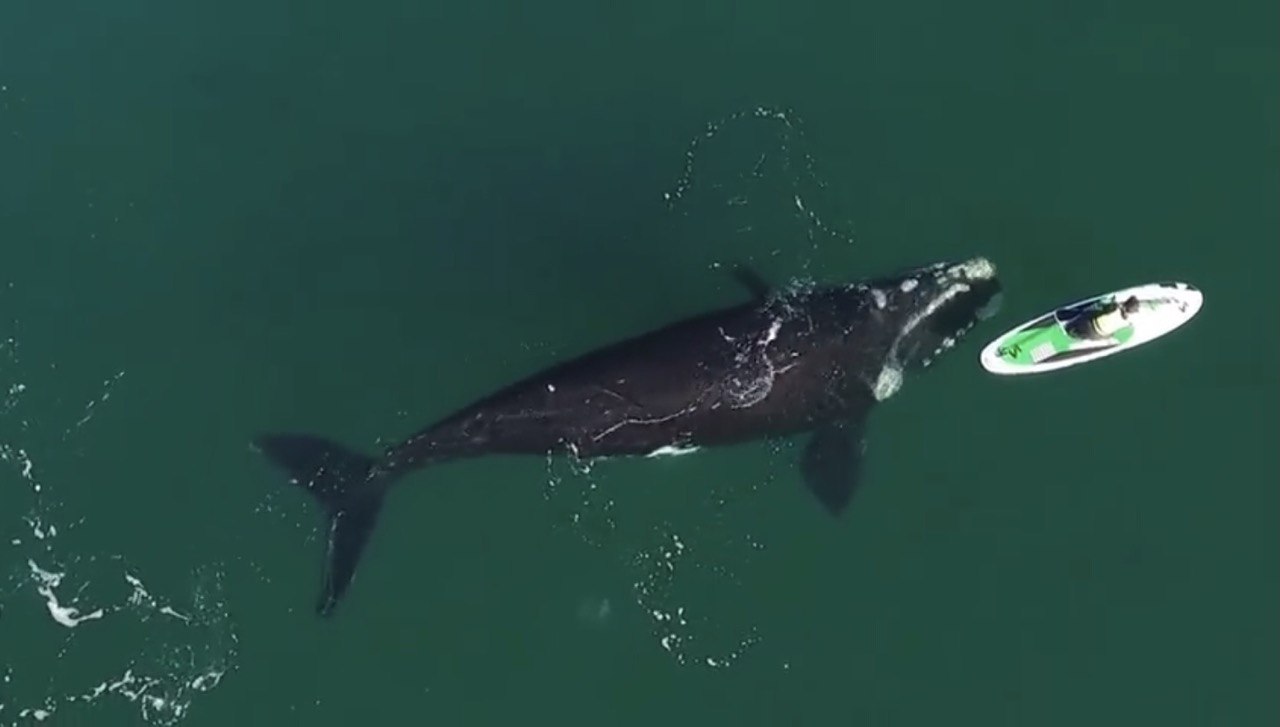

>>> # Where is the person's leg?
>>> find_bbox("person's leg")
[1064,314,1105,341]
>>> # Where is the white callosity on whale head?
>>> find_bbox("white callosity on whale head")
[870,256,999,400]
[946,256,996,281]
[872,365,903,401]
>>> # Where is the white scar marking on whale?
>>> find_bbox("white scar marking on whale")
[723,316,787,409]
[645,444,701,458]
[761,319,782,346]
[591,404,699,443]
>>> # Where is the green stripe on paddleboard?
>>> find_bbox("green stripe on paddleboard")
[996,322,1133,366]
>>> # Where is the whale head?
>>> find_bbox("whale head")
[859,256,1002,399]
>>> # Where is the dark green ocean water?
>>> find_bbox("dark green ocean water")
[2,0,1277,724]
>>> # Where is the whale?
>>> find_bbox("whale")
[254,256,1002,616]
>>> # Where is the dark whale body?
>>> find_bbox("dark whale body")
[255,257,1001,616]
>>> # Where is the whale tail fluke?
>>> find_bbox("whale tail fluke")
[252,433,393,617]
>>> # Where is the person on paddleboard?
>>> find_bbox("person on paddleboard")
[1065,295,1140,341]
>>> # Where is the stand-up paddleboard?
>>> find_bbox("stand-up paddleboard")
[979,281,1203,375]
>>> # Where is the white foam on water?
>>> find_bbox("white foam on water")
[125,573,192,622]
[631,527,762,670]
[2,332,237,725]
[542,444,617,548]
[67,370,126,435]
[28,560,106,628]
[662,105,857,284]
[543,437,770,671]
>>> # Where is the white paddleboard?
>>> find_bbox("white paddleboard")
[979,281,1203,375]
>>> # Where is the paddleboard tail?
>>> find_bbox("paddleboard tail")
[253,433,397,617]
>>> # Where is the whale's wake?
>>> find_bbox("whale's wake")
[0,332,238,726]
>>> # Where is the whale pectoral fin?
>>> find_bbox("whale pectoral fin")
[800,417,867,515]
[730,264,772,300]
